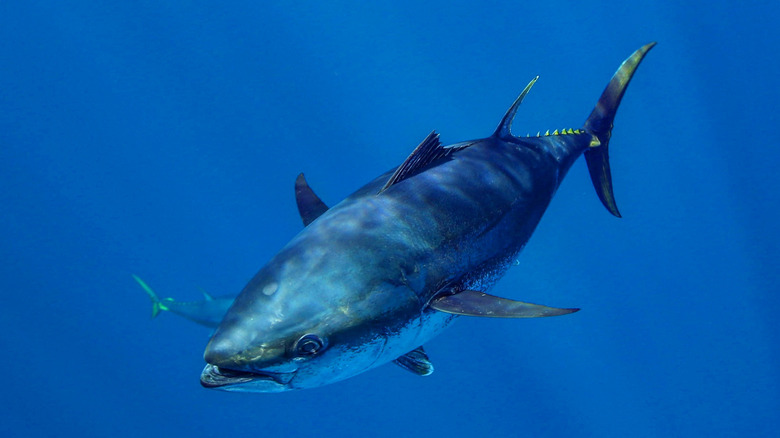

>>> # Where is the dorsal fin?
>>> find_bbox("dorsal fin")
[198,287,214,301]
[380,131,470,193]
[295,173,329,226]
[380,132,441,193]
[492,76,539,139]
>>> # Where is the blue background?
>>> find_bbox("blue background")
[2,1,778,437]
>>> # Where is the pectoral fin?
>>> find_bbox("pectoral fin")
[430,290,579,318]
[393,346,434,376]
[295,173,329,226]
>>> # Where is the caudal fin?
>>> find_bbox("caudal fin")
[132,274,169,318]
[584,42,656,217]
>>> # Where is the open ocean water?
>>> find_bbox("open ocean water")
[1,1,778,437]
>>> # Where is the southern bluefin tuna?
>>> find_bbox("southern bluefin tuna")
[200,43,655,392]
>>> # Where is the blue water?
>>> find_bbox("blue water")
[2,1,778,437]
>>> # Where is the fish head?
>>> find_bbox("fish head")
[200,247,419,392]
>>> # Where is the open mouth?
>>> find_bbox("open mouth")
[200,364,295,391]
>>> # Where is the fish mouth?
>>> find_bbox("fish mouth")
[200,364,295,392]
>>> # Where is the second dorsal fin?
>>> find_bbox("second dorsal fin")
[492,76,538,139]
[379,131,470,193]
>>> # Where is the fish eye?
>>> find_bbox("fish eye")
[294,334,326,357]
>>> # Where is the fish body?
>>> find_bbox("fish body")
[199,44,655,392]
[133,275,233,328]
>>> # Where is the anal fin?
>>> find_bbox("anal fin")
[393,346,434,376]
[430,290,579,318]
